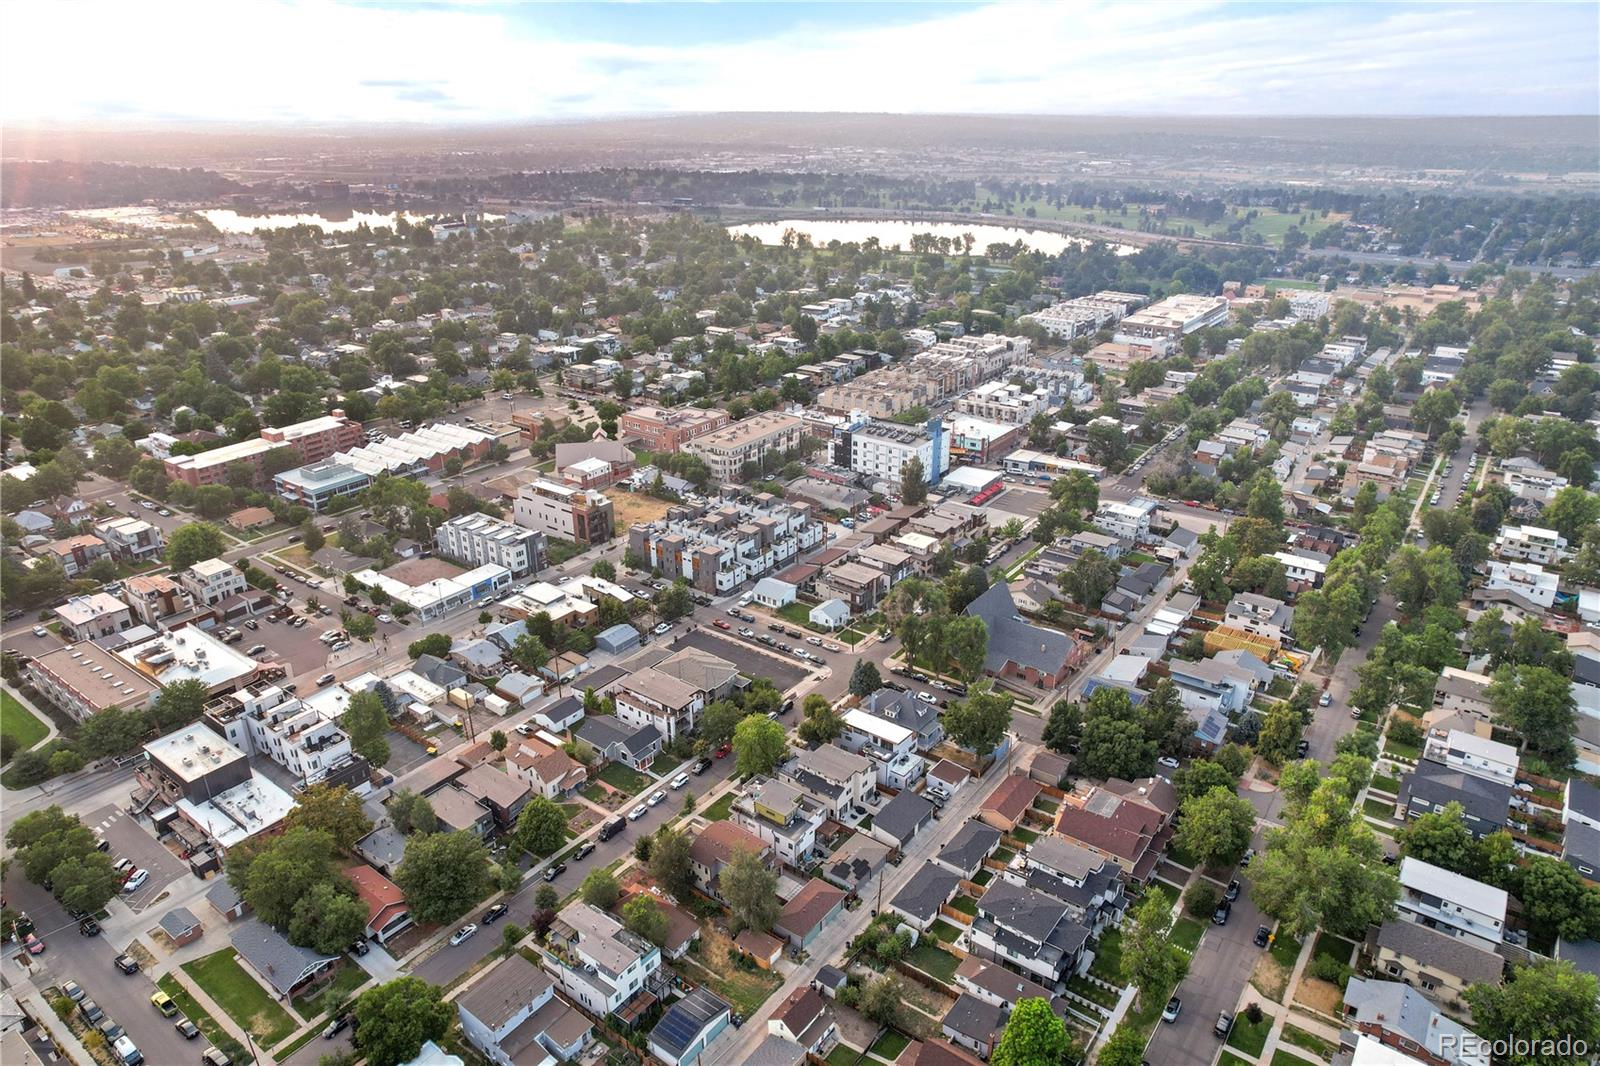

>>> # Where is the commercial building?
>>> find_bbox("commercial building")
[25,642,161,721]
[847,419,950,487]
[272,461,370,512]
[1113,295,1230,355]
[512,479,614,546]
[627,495,824,594]
[166,411,364,487]
[273,422,496,508]
[1021,291,1146,339]
[955,380,1053,424]
[684,413,804,482]
[619,406,731,451]
[435,513,546,577]
[135,723,297,852]
[352,561,514,621]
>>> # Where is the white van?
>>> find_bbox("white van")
[113,1035,144,1066]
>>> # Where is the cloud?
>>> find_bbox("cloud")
[1,0,1594,124]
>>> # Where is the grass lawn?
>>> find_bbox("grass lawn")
[598,762,649,794]
[291,964,368,1020]
[992,847,1016,864]
[827,1046,864,1066]
[159,974,253,1065]
[929,920,962,943]
[949,895,978,916]
[1270,931,1301,970]
[839,629,866,645]
[1313,932,1356,968]
[1218,1053,1256,1066]
[1171,917,1205,953]
[1383,738,1421,762]
[1227,1010,1273,1057]
[545,538,584,565]
[1143,880,1180,913]
[776,602,826,632]
[1273,1051,1324,1066]
[971,869,993,887]
[1370,774,1400,794]
[180,950,298,1048]
[1362,797,1396,820]
[1065,975,1118,1010]
[703,792,735,821]
[1092,928,1124,977]
[0,691,49,755]
[907,941,961,983]
[651,752,682,775]
[1282,1022,1336,1059]
[869,1031,910,1061]
[1010,827,1038,844]
[1167,840,1199,868]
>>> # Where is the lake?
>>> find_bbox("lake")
[198,209,432,234]
[726,217,1135,256]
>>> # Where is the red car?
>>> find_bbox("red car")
[714,743,732,759]
[712,619,731,631]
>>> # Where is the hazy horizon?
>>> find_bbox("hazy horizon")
[3,1,1597,125]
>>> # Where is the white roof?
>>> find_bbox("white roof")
[1399,857,1507,920]
[842,708,913,746]
[55,592,127,625]
[1444,729,1517,766]
[145,723,245,782]
[176,773,296,849]
[118,627,259,690]
[1271,550,1328,575]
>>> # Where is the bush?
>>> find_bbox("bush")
[1388,718,1423,747]
[1184,883,1220,918]
[1244,1002,1263,1024]
[1308,954,1352,987]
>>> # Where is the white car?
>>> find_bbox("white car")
[647,790,666,806]
[449,924,477,946]
[823,642,841,652]
[32,626,47,638]
[737,595,752,607]
[738,628,755,638]
[122,869,149,893]
[805,636,822,646]
[653,622,672,635]
[914,692,938,705]
[628,804,648,820]
[377,614,393,624]
[670,772,690,789]
[1157,756,1181,770]
[1319,692,1332,707]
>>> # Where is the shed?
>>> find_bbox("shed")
[158,906,204,946]
[205,878,246,921]
[596,623,642,656]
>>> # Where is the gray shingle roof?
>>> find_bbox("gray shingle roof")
[1374,920,1504,986]
[229,918,337,996]
[965,583,1075,677]
[889,867,961,923]
[872,790,934,845]
[936,821,1002,875]
[158,906,201,938]
[1400,759,1510,830]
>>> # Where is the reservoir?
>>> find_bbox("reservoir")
[198,209,433,234]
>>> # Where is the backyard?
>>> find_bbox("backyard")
[291,963,368,1020]
[675,929,782,1017]
[180,950,299,1049]
[906,940,960,983]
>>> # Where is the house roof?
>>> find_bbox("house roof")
[824,836,890,891]
[873,789,935,845]
[229,918,337,996]
[981,773,1042,825]
[965,583,1075,677]
[906,1039,987,1066]
[1374,921,1503,989]
[691,820,769,869]
[429,785,491,832]
[1399,857,1508,920]
[456,952,553,1030]
[937,821,1002,873]
[654,647,740,695]
[206,878,243,913]
[158,906,201,938]
[577,715,660,757]
[778,879,846,938]
[1569,778,1600,822]
[771,987,830,1045]
[1399,759,1510,827]
[941,993,1006,1049]
[619,667,701,709]
[889,867,961,923]
[1343,978,1486,1065]
[456,764,531,809]
[929,759,969,787]
[650,987,730,1058]
[344,864,406,927]
[955,956,1066,1016]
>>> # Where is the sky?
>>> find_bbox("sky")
[3,0,1597,125]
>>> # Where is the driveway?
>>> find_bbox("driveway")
[92,804,193,913]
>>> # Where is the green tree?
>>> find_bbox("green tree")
[848,660,882,697]
[345,611,377,641]
[1041,700,1080,756]
[1465,961,1600,1066]
[943,615,990,684]
[721,847,779,934]
[407,633,452,659]
[512,796,568,857]
[1175,759,1238,803]
[1120,893,1187,1004]
[389,789,436,835]
[1256,703,1304,767]
[942,684,1011,758]
[622,896,669,946]
[78,706,150,758]
[698,700,747,750]
[233,827,342,929]
[1075,687,1156,780]
[1519,856,1600,942]
[166,522,226,569]
[648,827,695,902]
[1489,664,1577,766]
[860,973,905,1028]
[353,977,453,1066]
[733,714,788,777]
[150,678,210,732]
[1397,802,1477,874]
[654,582,694,622]
[580,869,620,910]
[1176,787,1258,869]
[1096,1025,1150,1066]
[990,997,1076,1066]
[797,694,843,745]
[343,691,391,768]
[289,880,369,955]
[283,783,373,850]
[900,455,927,505]
[1060,548,1118,607]
[394,831,492,925]
[508,632,551,674]
[5,806,122,914]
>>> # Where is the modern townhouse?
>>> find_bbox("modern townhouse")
[182,558,247,606]
[202,682,359,788]
[856,688,944,751]
[94,516,165,562]
[547,902,663,1018]
[730,777,828,869]
[613,667,704,743]
[1054,777,1178,883]
[1369,919,1504,1004]
[41,534,110,577]
[689,820,774,902]
[52,592,133,642]
[1396,857,1507,949]
[1493,524,1568,565]
[1341,978,1487,1066]
[838,708,924,789]
[777,744,876,823]
[435,512,547,577]
[512,479,615,546]
[628,494,824,595]
[1005,835,1127,936]
[963,878,1092,987]
[1397,758,1510,839]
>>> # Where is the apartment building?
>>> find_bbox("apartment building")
[848,419,950,487]
[182,558,247,607]
[618,406,730,452]
[548,902,663,1017]
[512,479,614,546]
[1485,560,1558,609]
[203,682,359,787]
[166,411,363,487]
[1113,295,1229,355]
[778,744,876,822]
[612,668,704,743]
[1397,857,1507,949]
[1093,498,1158,541]
[627,495,824,594]
[731,777,827,868]
[436,513,547,577]
[52,592,134,642]
[26,642,160,721]
[122,574,194,627]
[838,708,924,789]
[956,380,1053,424]
[1493,524,1567,565]
[94,516,165,562]
[684,412,804,482]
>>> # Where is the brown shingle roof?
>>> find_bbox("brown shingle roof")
[690,820,769,869]
[981,773,1041,825]
[778,879,845,938]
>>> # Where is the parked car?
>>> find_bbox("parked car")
[653,622,672,635]
[1212,901,1231,926]
[1318,692,1332,706]
[713,619,731,630]
[32,626,47,638]
[543,863,567,882]
[1225,880,1240,902]
[714,744,731,759]
[316,673,336,686]
[574,842,596,861]
[79,917,101,937]
[482,903,508,925]
[691,757,712,775]
[1162,997,1181,1023]
[648,790,666,806]
[1214,1012,1234,1038]
[628,804,648,820]
[202,1047,232,1066]
[1157,756,1180,770]
[23,933,45,955]
[670,772,690,789]
[80,1000,105,1025]
[122,869,149,893]
[114,954,139,974]
[1254,925,1271,948]
[62,981,85,1002]
[175,1019,200,1040]
[449,925,477,946]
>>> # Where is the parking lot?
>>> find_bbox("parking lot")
[86,803,193,913]
[985,485,1052,518]
[670,628,811,693]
